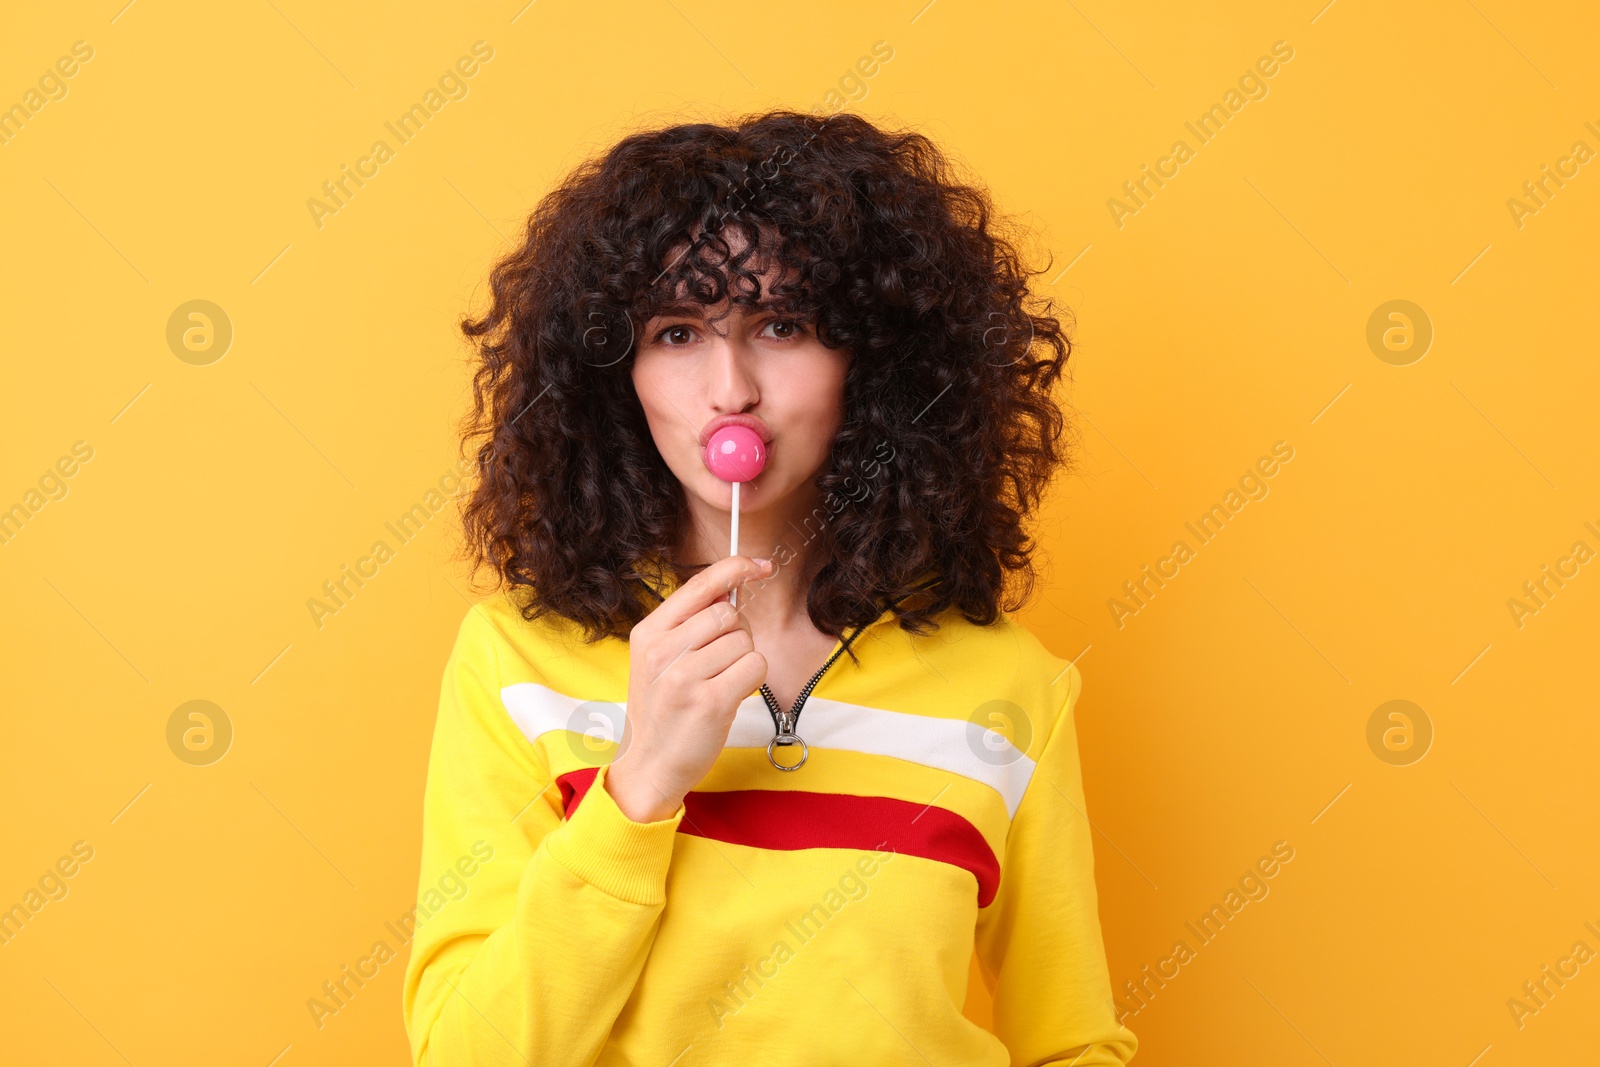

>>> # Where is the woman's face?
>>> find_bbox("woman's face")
[630,252,850,534]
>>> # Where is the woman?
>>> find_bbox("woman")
[402,108,1137,1066]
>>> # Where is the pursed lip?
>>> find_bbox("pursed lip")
[698,413,774,449]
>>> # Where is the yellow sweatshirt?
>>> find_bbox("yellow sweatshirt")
[402,571,1137,1066]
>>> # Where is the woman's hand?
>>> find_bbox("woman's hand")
[605,555,774,822]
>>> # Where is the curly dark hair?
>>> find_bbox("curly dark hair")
[455,108,1076,647]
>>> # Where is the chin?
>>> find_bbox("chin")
[699,470,779,510]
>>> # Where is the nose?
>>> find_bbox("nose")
[705,329,760,414]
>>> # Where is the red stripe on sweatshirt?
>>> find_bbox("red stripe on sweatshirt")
[556,765,1001,907]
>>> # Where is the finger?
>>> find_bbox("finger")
[644,606,751,689]
[668,597,752,661]
[680,628,759,684]
[702,645,768,705]
[651,555,772,630]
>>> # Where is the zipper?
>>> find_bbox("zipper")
[757,637,856,738]
[752,575,942,738]
[757,628,864,771]
[629,568,944,769]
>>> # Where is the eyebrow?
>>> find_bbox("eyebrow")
[642,296,805,322]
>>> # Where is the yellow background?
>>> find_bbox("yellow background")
[3,1,1597,1063]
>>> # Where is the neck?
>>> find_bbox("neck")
[676,484,832,638]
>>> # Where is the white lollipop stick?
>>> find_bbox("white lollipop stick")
[701,424,767,611]
[730,480,742,609]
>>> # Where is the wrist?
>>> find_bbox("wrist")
[604,757,682,823]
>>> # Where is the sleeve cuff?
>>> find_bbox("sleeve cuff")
[544,762,686,906]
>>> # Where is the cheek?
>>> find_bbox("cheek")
[630,356,676,426]
[631,356,705,476]
[806,355,849,426]
[787,344,846,397]
[776,358,847,461]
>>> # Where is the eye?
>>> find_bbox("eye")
[761,318,807,340]
[653,324,697,346]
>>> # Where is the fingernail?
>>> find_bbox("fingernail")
[753,557,771,569]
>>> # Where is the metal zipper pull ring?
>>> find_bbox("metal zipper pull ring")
[766,732,808,771]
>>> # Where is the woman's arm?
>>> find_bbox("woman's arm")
[401,604,686,1067]
[973,662,1139,1066]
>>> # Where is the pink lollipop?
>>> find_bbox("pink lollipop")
[703,424,768,482]
[703,425,768,607]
